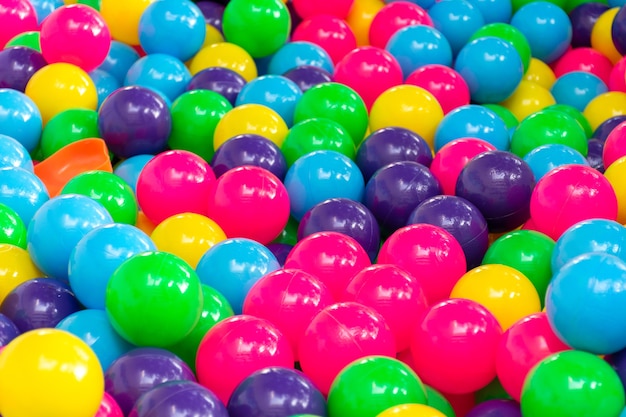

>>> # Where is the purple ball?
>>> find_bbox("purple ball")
[283,65,333,93]
[0,313,19,346]
[408,195,488,269]
[130,380,228,417]
[593,115,626,143]
[196,1,225,33]
[187,67,247,106]
[0,46,47,92]
[105,347,196,416]
[587,138,605,173]
[227,367,327,417]
[456,150,536,233]
[613,6,626,55]
[0,278,81,332]
[606,347,626,388]
[356,127,433,182]
[98,86,172,159]
[266,243,293,266]
[466,399,522,417]
[364,161,442,234]
[298,198,380,261]
[569,3,609,48]
[210,134,287,180]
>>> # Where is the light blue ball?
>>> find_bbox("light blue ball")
[0,88,43,153]
[609,0,626,7]
[523,143,589,181]
[551,71,608,112]
[385,0,436,8]
[0,134,33,171]
[428,0,485,56]
[268,41,334,75]
[29,0,64,25]
[113,154,154,196]
[0,167,48,225]
[125,54,191,102]
[236,75,303,126]
[97,41,141,85]
[89,69,121,110]
[466,0,512,23]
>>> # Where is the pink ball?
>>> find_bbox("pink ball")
[429,138,497,196]
[291,15,357,65]
[243,268,335,360]
[368,1,432,50]
[405,64,471,114]
[603,120,626,168]
[410,298,502,395]
[284,231,371,300]
[530,164,618,240]
[609,56,626,92]
[333,46,403,110]
[136,150,216,225]
[206,166,289,245]
[342,264,429,352]
[377,224,467,305]
[95,392,124,417]
[0,0,38,48]
[195,315,294,404]
[298,302,396,395]
[292,0,355,20]
[40,4,111,72]
[495,312,570,402]
[552,47,613,86]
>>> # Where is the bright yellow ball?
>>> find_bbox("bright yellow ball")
[203,24,224,48]
[213,104,289,150]
[189,42,258,82]
[0,244,42,304]
[604,156,626,225]
[584,91,626,131]
[100,0,153,46]
[500,80,556,122]
[591,8,622,65]
[524,58,556,90]
[376,403,447,417]
[347,0,385,47]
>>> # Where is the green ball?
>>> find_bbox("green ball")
[272,216,299,246]
[482,230,554,306]
[294,82,369,145]
[545,103,593,138]
[41,109,99,159]
[328,356,428,417]
[168,90,233,162]
[5,31,40,51]
[483,104,519,130]
[0,203,27,248]
[521,350,625,417]
[512,0,566,12]
[61,171,138,225]
[281,118,356,166]
[510,109,588,158]
[105,251,204,347]
[425,385,455,417]
[470,24,532,74]
[222,0,290,58]
[474,378,513,404]
[77,0,100,10]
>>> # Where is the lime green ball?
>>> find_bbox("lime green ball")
[425,385,456,417]
[272,216,299,246]
[77,0,100,10]
[470,23,532,73]
[5,31,40,51]
[512,0,566,12]
[483,104,519,130]
[0,203,27,248]
[41,109,99,159]
[545,103,594,138]
[281,118,356,166]
[474,378,513,403]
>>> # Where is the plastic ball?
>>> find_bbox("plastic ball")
[0,47,47,93]
[95,391,123,417]
[0,0,38,49]
[429,0,485,56]
[613,6,626,55]
[0,89,42,153]
[405,64,470,115]
[97,40,140,85]
[213,104,288,150]
[130,380,227,417]
[187,66,247,106]
[0,203,26,248]
[124,54,191,102]
[604,120,626,166]
[434,105,510,152]
[550,71,607,112]
[0,328,104,417]
[292,15,357,65]
[0,244,42,305]
[376,403,448,417]
[484,103,519,130]
[346,0,385,46]
[605,157,626,223]
[210,133,286,180]
[284,65,333,92]
[0,166,49,225]
[236,75,302,127]
[570,2,609,48]
[587,137,606,172]
[552,47,613,85]
[500,80,556,122]
[524,57,556,89]
[100,0,150,45]
[523,144,589,181]
[4,31,40,51]
[530,164,618,240]
[112,154,152,195]
[292,0,354,19]
[0,313,19,347]
[470,23,532,74]
[410,298,503,394]
[268,41,334,75]
[610,56,626,92]
[584,92,626,132]
[196,1,224,31]
[368,1,432,49]
[0,134,32,173]
[88,69,119,110]
[40,108,98,159]
[591,7,621,64]
[466,400,521,417]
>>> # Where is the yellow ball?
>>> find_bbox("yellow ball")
[203,24,224,48]
[604,156,626,224]
[500,80,556,122]
[584,91,626,132]
[189,42,258,82]
[450,264,541,330]
[100,0,153,46]
[25,63,97,125]
[347,0,385,47]
[376,403,447,417]
[151,213,227,269]
[369,84,444,150]
[523,58,556,90]
[0,244,42,304]
[591,8,622,65]
[0,329,104,417]
[213,104,289,150]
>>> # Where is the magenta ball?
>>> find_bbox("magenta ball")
[406,64,471,115]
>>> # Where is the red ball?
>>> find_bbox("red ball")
[0,0,38,49]
[405,64,471,114]
[552,47,613,86]
[292,0,355,20]
[603,120,626,168]
[368,1,432,49]
[292,15,357,65]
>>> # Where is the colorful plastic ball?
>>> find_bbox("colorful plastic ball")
[410,298,503,394]
[0,0,38,49]
[605,156,626,223]
[292,0,354,19]
[138,0,205,62]
[0,328,104,417]
[0,313,19,347]
[346,0,385,46]
[135,150,216,225]
[266,243,293,266]
[0,244,42,304]
[213,103,288,150]
[613,6,626,55]
[465,0,511,23]
[186,67,247,106]
[570,2,609,48]
[100,0,151,45]
[40,108,98,159]
[470,23,531,74]
[112,154,152,195]
[196,315,294,404]
[552,47,613,85]
[530,164,618,240]
[236,75,302,127]
[95,392,123,417]
[473,378,513,403]
[368,1,432,49]
[607,347,626,389]
[523,144,589,181]
[0,89,42,153]
[429,0,485,56]
[283,65,333,93]
[0,134,32,172]
[268,41,334,75]
[377,403,448,417]
[466,400,521,417]
[454,37,524,104]
[0,203,26,248]
[196,1,224,31]
[584,93,626,133]
[610,56,626,92]
[524,57,556,89]
[591,7,621,64]
[434,105,510,152]
[211,133,286,180]
[89,69,120,110]
[521,350,625,417]
[4,31,41,52]
[97,40,140,85]
[124,54,191,102]
[405,64,470,115]
[292,15,357,65]
[587,138,606,172]
[500,80,556,122]
[189,42,258,82]
[550,71,607,112]
[104,348,196,416]
[0,47,47,93]
[0,167,49,225]
[604,120,626,166]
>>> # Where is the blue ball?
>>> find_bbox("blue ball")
[0,88,43,153]
[56,309,135,372]
[27,195,113,281]
[609,0,626,6]
[434,104,510,152]
[546,252,626,354]
[97,40,141,85]
[454,37,524,104]
[0,313,19,346]
[196,238,280,314]
[510,1,572,64]
[138,0,207,62]
[551,71,608,112]
[89,69,121,110]
[29,0,63,25]
[385,25,453,79]
[523,143,589,181]
[68,223,156,310]
[466,0,512,23]
[0,167,48,225]
[283,150,365,221]
[113,154,154,195]
[0,134,33,171]
[125,54,192,102]
[428,0,485,56]
[385,0,436,8]
[268,41,334,75]
[236,75,303,126]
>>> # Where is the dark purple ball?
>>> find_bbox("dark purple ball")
[196,1,225,33]
[356,127,433,182]
[606,347,626,388]
[587,138,605,173]
[364,161,441,234]
[408,195,488,269]
[298,198,380,261]
[455,150,535,233]
[0,278,81,332]
[283,65,333,93]
[0,46,47,92]
[569,3,609,48]
[210,134,287,180]
[98,86,171,159]
[0,313,19,347]
[614,6,626,55]
[187,67,247,106]
[227,367,327,417]
[266,243,293,266]
[466,400,522,417]
[105,347,196,416]
[130,380,228,417]
[593,115,626,143]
